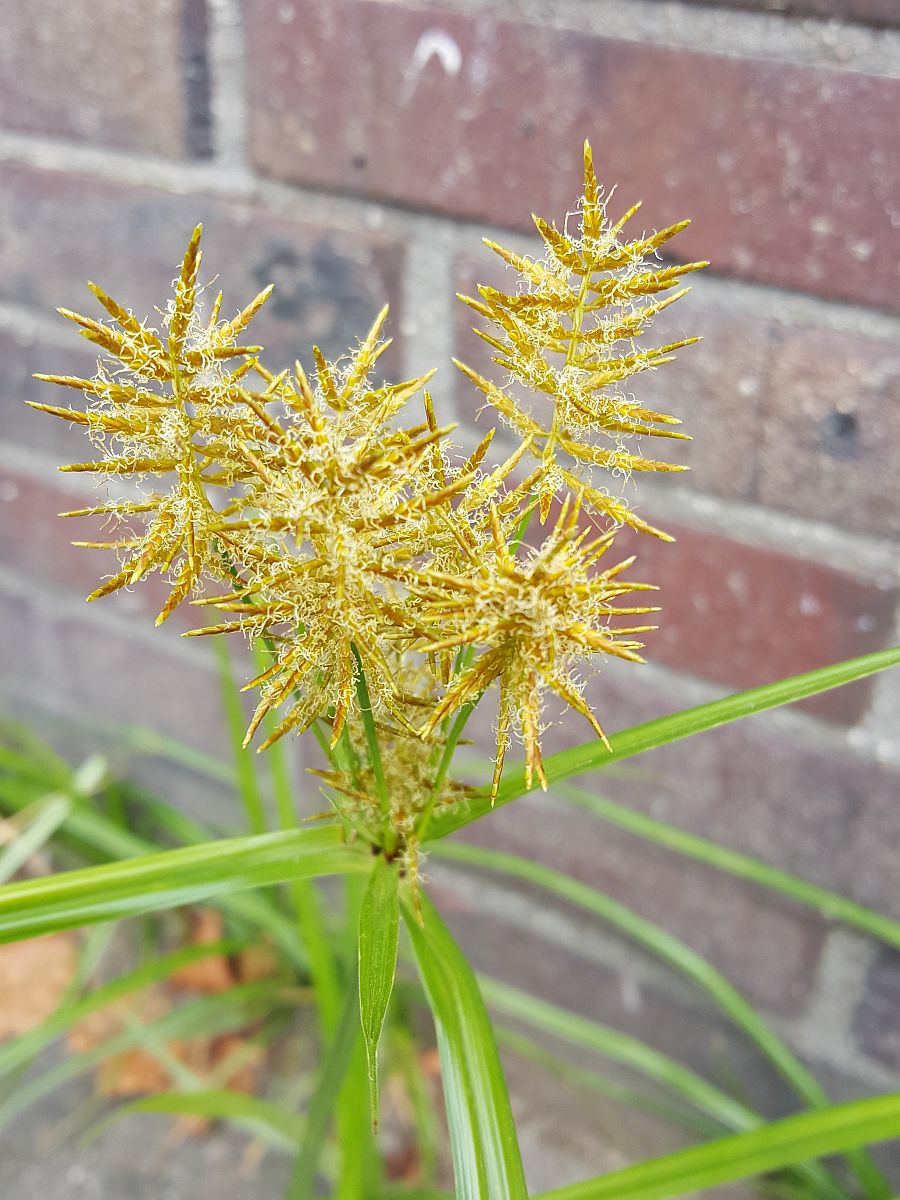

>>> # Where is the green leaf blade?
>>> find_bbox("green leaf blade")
[536,1093,900,1200]
[428,647,900,841]
[358,854,400,1131]
[0,825,367,942]
[404,889,528,1200]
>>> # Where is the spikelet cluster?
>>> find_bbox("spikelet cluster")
[456,142,705,538]
[31,225,273,623]
[185,309,470,750]
[32,145,702,850]
[414,496,658,796]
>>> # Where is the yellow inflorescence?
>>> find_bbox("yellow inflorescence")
[455,142,705,538]
[33,144,702,842]
[31,224,274,624]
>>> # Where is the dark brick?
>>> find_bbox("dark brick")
[610,523,897,724]
[182,0,214,159]
[855,947,900,1070]
[0,0,198,158]
[0,163,405,378]
[247,0,900,311]
[758,327,900,540]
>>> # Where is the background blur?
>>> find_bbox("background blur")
[0,0,899,1190]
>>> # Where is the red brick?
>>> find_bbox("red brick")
[247,0,900,311]
[0,0,199,158]
[611,522,897,724]
[758,326,900,540]
[0,163,405,378]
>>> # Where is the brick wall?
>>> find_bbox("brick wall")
[0,0,898,1179]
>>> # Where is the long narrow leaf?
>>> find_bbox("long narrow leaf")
[427,648,900,840]
[404,890,528,1200]
[288,981,363,1199]
[358,854,400,1130]
[107,1089,302,1151]
[215,639,267,835]
[536,1093,900,1200]
[0,826,367,942]
[439,842,883,1199]
[0,785,311,972]
[480,975,757,1133]
[559,783,900,949]
[0,793,72,884]
[479,976,845,1200]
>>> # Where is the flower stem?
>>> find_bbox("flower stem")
[351,645,395,854]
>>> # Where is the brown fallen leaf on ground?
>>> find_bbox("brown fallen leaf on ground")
[169,909,281,993]
[67,912,271,1134]
[0,933,78,1039]
[169,909,235,994]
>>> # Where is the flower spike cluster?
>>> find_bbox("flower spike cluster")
[31,225,274,623]
[414,494,659,799]
[455,141,706,538]
[185,308,470,749]
[32,148,701,854]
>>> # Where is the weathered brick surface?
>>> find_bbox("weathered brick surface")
[649,0,900,25]
[585,669,900,921]
[450,658,900,1014]
[0,164,405,377]
[247,0,900,310]
[0,0,198,158]
[758,326,900,540]
[855,948,900,1070]
[611,522,898,724]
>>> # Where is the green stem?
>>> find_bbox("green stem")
[351,646,393,852]
[417,697,481,844]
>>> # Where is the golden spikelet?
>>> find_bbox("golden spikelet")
[455,140,705,539]
[32,225,273,623]
[414,494,659,801]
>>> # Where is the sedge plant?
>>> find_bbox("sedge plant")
[3,143,900,1198]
